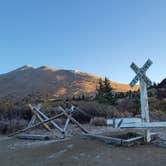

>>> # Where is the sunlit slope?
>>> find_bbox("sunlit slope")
[0,65,139,100]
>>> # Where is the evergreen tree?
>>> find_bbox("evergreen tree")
[96,77,116,104]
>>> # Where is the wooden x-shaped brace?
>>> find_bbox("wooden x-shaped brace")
[130,59,152,88]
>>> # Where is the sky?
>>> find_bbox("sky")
[0,0,165,84]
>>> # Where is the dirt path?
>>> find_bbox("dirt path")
[0,135,166,166]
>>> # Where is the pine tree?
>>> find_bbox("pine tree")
[96,77,116,104]
[96,78,104,102]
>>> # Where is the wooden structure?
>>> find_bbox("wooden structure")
[9,103,89,138]
[107,59,166,143]
[130,59,152,142]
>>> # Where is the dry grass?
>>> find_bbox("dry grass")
[71,101,136,123]
[0,119,28,134]
[0,95,166,134]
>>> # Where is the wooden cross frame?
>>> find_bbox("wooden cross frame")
[8,104,88,137]
[130,59,153,88]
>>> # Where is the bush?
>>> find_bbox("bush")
[159,100,166,113]
[90,117,106,126]
[72,101,118,123]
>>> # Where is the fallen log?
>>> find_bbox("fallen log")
[82,133,123,144]
[83,133,145,145]
[17,134,50,140]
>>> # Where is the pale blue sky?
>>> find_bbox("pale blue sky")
[0,0,165,83]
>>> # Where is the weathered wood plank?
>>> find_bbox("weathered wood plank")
[107,118,142,127]
[33,106,64,133]
[64,118,70,132]
[123,136,144,143]
[119,122,166,128]
[82,133,123,144]
[140,79,151,142]
[17,134,50,140]
[29,104,51,131]
[8,112,64,137]
[58,106,89,134]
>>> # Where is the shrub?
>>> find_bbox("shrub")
[71,101,118,123]
[90,117,106,126]
[159,100,166,113]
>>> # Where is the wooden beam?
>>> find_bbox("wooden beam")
[82,133,123,144]
[63,117,70,132]
[29,104,51,131]
[58,106,89,134]
[107,118,142,128]
[8,112,64,137]
[118,121,166,128]
[140,79,151,142]
[123,136,144,143]
[17,134,50,140]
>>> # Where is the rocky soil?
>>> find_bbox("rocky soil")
[0,126,166,166]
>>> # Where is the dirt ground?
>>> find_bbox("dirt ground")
[0,128,166,166]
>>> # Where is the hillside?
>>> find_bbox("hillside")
[158,78,166,88]
[157,78,166,99]
[0,65,138,101]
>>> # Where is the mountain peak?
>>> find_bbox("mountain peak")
[22,65,35,69]
[14,65,36,72]
[37,66,57,71]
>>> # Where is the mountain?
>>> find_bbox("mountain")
[158,78,166,88]
[157,78,166,99]
[0,65,139,101]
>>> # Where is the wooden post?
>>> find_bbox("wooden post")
[129,59,153,143]
[140,79,151,142]
[58,106,89,134]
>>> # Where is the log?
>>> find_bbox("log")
[83,133,144,144]
[8,112,64,137]
[123,136,144,143]
[29,104,51,131]
[82,133,123,144]
[17,134,50,140]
